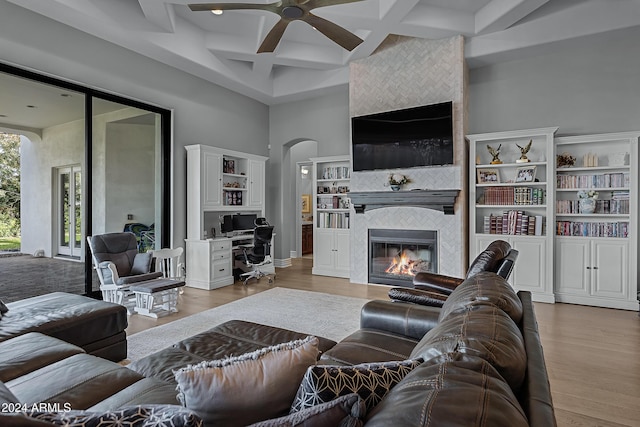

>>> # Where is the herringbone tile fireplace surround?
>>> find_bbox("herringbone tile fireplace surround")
[349,35,468,284]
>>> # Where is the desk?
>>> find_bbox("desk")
[185,234,275,290]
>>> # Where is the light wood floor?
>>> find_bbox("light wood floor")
[127,257,640,427]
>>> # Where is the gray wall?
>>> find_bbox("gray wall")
[268,90,350,260]
[0,1,269,251]
[468,28,640,136]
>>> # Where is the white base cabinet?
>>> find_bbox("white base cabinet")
[475,235,554,303]
[185,239,234,290]
[312,229,350,278]
[555,237,634,310]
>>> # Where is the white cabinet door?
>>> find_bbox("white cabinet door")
[334,229,351,273]
[555,239,590,297]
[511,237,546,294]
[248,160,264,208]
[591,240,628,299]
[202,151,222,208]
[314,229,334,272]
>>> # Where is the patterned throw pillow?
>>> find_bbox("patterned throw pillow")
[248,393,366,427]
[290,359,422,413]
[25,405,203,427]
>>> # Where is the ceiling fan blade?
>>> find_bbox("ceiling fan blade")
[306,0,363,9]
[188,2,279,13]
[305,13,363,51]
[257,19,290,53]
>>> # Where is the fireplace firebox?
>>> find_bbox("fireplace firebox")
[368,229,437,287]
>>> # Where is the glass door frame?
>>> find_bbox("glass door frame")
[0,62,172,297]
[55,165,82,257]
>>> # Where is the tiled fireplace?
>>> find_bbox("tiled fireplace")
[369,229,437,287]
[348,35,468,284]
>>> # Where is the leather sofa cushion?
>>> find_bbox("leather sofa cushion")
[440,271,523,323]
[1,292,128,351]
[130,320,337,385]
[365,353,529,426]
[7,354,145,410]
[466,239,511,278]
[89,377,181,410]
[320,329,420,366]
[411,304,527,391]
[174,336,319,427]
[0,332,85,383]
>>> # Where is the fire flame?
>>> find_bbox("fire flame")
[385,251,417,276]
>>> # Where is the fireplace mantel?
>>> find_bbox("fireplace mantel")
[349,189,460,215]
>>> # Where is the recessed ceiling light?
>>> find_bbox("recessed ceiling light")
[211,9,223,15]
[0,114,7,118]
[26,105,37,108]
[60,93,72,98]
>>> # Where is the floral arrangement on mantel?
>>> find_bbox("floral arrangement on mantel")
[388,174,410,185]
[577,189,598,200]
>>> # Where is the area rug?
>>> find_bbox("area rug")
[126,287,370,361]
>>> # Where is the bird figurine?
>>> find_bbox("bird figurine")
[487,144,502,164]
[516,139,532,163]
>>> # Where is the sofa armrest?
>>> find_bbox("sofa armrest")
[388,287,447,308]
[412,272,463,294]
[360,300,441,341]
[518,291,557,427]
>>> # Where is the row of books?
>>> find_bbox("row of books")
[320,166,350,180]
[480,187,546,205]
[556,173,629,189]
[556,199,630,214]
[317,212,350,229]
[556,221,629,238]
[483,211,544,236]
[317,195,350,210]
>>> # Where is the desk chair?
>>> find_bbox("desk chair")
[235,219,275,285]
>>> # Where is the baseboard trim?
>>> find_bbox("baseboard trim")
[274,258,292,268]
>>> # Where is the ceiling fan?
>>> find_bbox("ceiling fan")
[188,0,365,53]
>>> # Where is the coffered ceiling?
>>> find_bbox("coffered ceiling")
[5,0,640,105]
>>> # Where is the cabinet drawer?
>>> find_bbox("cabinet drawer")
[212,259,232,278]
[211,250,230,261]
[212,240,230,251]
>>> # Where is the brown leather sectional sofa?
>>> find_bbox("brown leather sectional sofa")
[0,268,555,425]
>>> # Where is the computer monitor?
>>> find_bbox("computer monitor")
[221,215,233,233]
[232,214,257,232]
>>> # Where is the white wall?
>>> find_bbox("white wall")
[19,119,83,256]
[0,1,269,251]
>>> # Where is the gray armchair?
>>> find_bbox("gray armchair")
[87,232,162,312]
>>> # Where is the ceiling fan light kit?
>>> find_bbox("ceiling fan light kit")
[189,0,364,53]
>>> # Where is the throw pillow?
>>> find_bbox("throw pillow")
[248,393,366,427]
[290,359,422,413]
[131,251,153,275]
[25,405,202,427]
[174,336,319,427]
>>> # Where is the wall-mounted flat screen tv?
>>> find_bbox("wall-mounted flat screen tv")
[351,101,453,171]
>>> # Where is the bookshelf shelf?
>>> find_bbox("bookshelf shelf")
[311,155,352,278]
[468,127,558,303]
[554,132,639,310]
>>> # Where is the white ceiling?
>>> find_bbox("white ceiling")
[5,0,640,106]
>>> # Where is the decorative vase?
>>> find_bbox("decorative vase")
[579,198,596,214]
[390,185,401,191]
